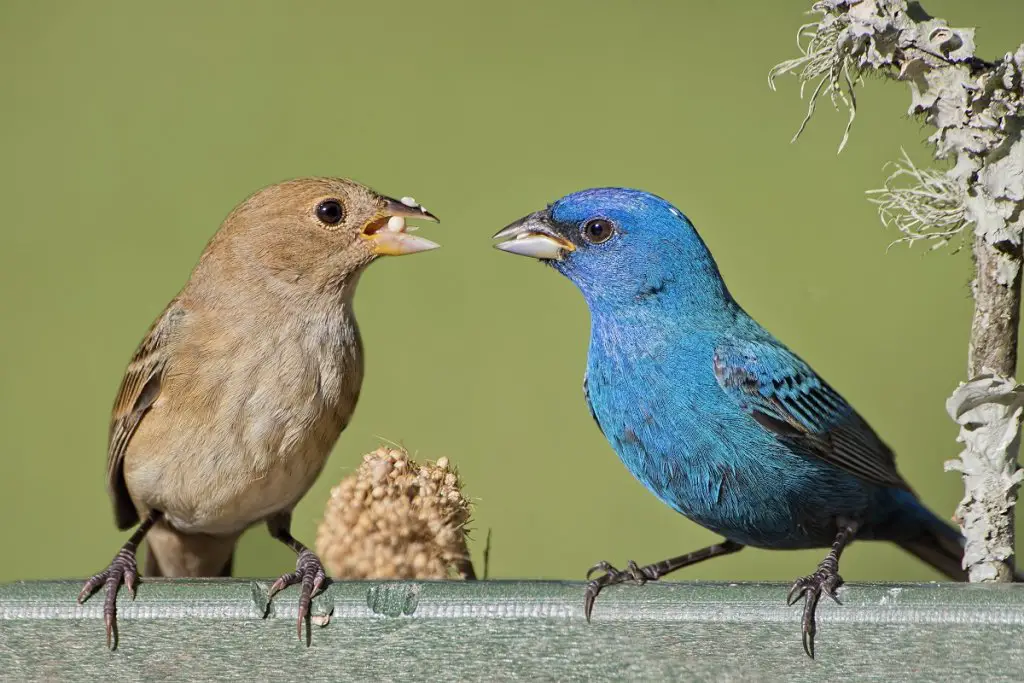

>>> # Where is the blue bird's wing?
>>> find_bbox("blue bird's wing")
[713,338,910,491]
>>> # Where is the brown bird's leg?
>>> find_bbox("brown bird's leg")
[787,519,859,659]
[78,510,163,649]
[266,512,328,645]
[584,539,745,621]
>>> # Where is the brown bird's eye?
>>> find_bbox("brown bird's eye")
[581,218,615,244]
[316,199,344,225]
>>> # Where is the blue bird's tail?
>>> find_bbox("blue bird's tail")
[886,489,967,581]
[898,520,967,582]
[890,490,1024,581]
[900,521,1024,582]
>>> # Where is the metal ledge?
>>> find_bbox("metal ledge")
[2,580,1023,681]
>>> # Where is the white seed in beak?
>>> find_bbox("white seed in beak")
[400,196,419,208]
[387,216,407,233]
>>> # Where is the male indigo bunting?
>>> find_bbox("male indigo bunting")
[494,188,967,657]
[79,178,439,648]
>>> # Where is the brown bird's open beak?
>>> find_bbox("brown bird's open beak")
[363,195,441,256]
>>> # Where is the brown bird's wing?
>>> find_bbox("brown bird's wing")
[107,302,185,529]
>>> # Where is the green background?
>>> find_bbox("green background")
[1,1,1021,585]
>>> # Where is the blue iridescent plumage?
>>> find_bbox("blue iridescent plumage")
[495,188,966,657]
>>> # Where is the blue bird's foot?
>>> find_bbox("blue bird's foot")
[787,520,857,658]
[583,540,745,622]
[787,567,844,659]
[588,560,653,584]
[584,560,653,621]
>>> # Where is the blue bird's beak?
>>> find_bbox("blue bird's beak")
[492,211,575,261]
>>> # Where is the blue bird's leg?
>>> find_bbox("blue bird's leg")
[583,539,745,621]
[787,519,859,659]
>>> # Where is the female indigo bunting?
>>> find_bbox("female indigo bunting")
[494,187,968,657]
[79,178,439,648]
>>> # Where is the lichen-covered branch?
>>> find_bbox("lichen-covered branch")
[772,0,1024,582]
[946,376,1024,582]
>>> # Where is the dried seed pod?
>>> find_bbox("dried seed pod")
[316,446,476,580]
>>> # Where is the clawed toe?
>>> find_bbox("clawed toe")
[266,549,329,645]
[787,570,844,658]
[581,543,747,627]
[585,560,647,586]
[786,575,814,606]
[624,561,649,583]
[584,560,619,622]
[583,559,651,622]
[585,560,616,581]
[583,577,605,622]
[78,546,140,650]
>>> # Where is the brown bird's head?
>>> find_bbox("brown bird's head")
[200,177,439,297]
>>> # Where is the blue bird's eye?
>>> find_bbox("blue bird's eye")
[581,218,615,245]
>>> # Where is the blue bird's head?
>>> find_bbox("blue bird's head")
[494,188,733,319]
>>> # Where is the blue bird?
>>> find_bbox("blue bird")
[493,187,967,657]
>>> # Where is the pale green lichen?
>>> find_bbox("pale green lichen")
[867,150,968,249]
[768,5,861,152]
[772,0,1023,256]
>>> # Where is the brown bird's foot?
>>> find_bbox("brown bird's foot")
[787,566,843,659]
[77,544,139,650]
[77,511,161,650]
[268,549,328,645]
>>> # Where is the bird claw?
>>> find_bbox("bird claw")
[266,549,328,646]
[583,559,651,622]
[787,568,844,659]
[78,545,139,650]
[124,570,138,600]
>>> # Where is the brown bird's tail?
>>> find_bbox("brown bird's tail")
[143,522,238,577]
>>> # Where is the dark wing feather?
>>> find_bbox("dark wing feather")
[713,337,908,490]
[107,303,184,529]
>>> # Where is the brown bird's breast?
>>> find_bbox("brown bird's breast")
[121,299,364,536]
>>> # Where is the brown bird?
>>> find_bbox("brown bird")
[78,177,440,648]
